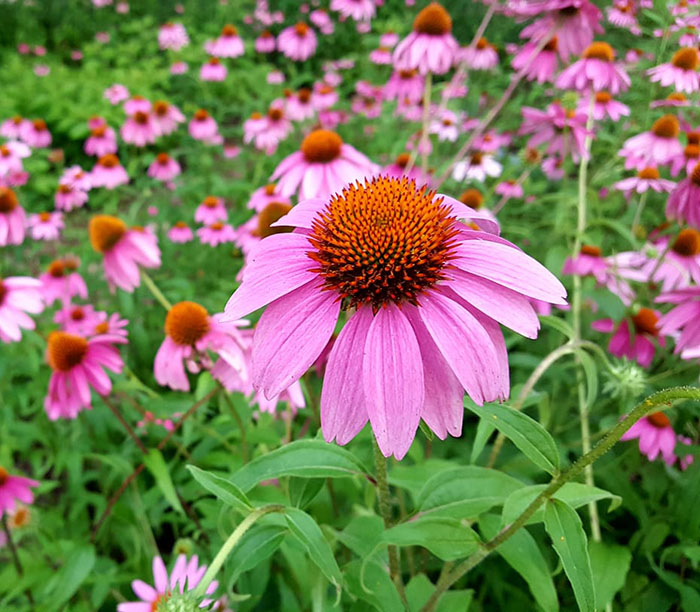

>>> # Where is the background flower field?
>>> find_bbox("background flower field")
[1,0,700,611]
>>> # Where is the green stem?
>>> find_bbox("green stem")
[140,270,172,311]
[631,191,648,239]
[219,388,249,464]
[193,504,286,599]
[421,386,700,612]
[405,72,432,177]
[573,91,599,541]
[373,438,407,605]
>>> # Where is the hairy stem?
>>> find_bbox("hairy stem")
[373,439,407,605]
[422,387,700,612]
[219,388,249,464]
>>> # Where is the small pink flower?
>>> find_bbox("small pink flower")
[197,222,237,246]
[256,31,276,53]
[158,22,189,51]
[383,152,429,185]
[206,24,244,57]
[33,65,50,77]
[91,154,129,189]
[657,286,700,358]
[19,119,52,148]
[95,32,110,44]
[383,69,425,103]
[0,116,30,140]
[453,151,502,183]
[28,211,64,241]
[247,183,290,212]
[89,215,161,292]
[0,275,43,343]
[152,100,185,136]
[512,37,559,83]
[520,102,590,162]
[54,303,105,336]
[613,167,675,196]
[104,84,129,104]
[619,115,684,170]
[195,196,227,224]
[393,2,458,75]
[0,187,25,246]
[284,88,316,121]
[170,61,188,74]
[370,46,392,65]
[189,109,220,144]
[0,467,39,519]
[84,123,118,157]
[647,48,700,94]
[147,153,181,181]
[0,141,31,178]
[592,308,665,368]
[123,96,151,115]
[154,302,247,392]
[621,413,677,465]
[39,258,88,307]
[271,129,378,200]
[55,183,89,211]
[495,179,524,199]
[60,165,92,191]
[44,329,126,419]
[121,111,157,147]
[556,41,630,94]
[277,22,318,61]
[117,555,219,612]
[460,37,499,70]
[578,90,630,121]
[331,0,376,21]
[200,57,227,81]
[267,70,285,84]
[168,222,193,243]
[666,164,700,227]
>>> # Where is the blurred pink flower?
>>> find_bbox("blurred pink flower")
[200,57,227,81]
[195,196,227,224]
[592,308,665,368]
[277,23,318,61]
[168,222,193,243]
[104,84,129,104]
[152,100,185,135]
[40,259,88,307]
[28,211,64,241]
[0,276,43,343]
[206,24,244,57]
[148,153,181,181]
[84,123,117,157]
[0,468,39,519]
[158,22,189,51]
[271,129,378,200]
[647,48,700,94]
[189,109,220,144]
[621,413,677,465]
[197,222,236,246]
[91,155,128,189]
[121,111,157,147]
[0,187,26,246]
[89,215,161,292]
[20,119,51,148]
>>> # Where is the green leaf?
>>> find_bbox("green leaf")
[186,465,252,513]
[502,483,621,526]
[344,559,403,612]
[540,315,575,339]
[284,507,342,589]
[470,419,496,464]
[480,514,558,612]
[336,515,386,558]
[384,517,480,561]
[544,499,596,612]
[144,449,184,514]
[465,401,559,474]
[232,440,368,492]
[228,524,288,585]
[41,545,95,610]
[288,477,325,509]
[589,541,631,610]
[417,466,524,519]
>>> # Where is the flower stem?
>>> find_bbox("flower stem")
[405,72,432,177]
[193,504,286,599]
[218,387,249,464]
[422,386,700,612]
[2,516,34,605]
[140,270,172,311]
[631,191,648,241]
[373,438,407,604]
[573,91,599,541]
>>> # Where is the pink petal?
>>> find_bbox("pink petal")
[363,304,424,459]
[252,281,340,399]
[321,307,372,445]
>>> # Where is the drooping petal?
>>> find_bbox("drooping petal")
[252,280,340,399]
[419,290,504,405]
[321,307,372,445]
[224,233,317,321]
[362,304,424,459]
